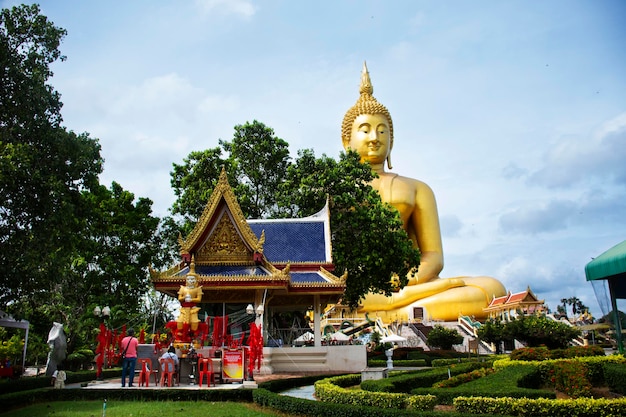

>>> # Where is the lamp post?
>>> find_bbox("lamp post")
[94,306,111,381]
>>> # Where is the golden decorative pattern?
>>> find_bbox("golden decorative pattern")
[197,214,252,263]
[180,167,262,255]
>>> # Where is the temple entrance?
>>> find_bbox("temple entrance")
[413,307,424,323]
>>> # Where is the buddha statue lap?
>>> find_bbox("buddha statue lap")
[342,63,506,322]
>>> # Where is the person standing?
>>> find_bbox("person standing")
[120,328,139,387]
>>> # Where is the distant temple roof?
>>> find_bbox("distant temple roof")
[150,168,345,306]
[483,286,545,317]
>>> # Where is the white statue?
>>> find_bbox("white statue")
[45,322,67,376]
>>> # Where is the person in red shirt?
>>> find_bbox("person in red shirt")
[120,328,139,387]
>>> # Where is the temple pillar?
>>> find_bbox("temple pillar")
[314,295,321,348]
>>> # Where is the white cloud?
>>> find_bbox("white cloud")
[529,112,626,188]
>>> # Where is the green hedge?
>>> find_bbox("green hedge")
[254,387,465,417]
[0,386,253,412]
[411,364,555,405]
[603,362,626,395]
[0,368,116,394]
[431,356,499,367]
[367,359,427,367]
[361,362,489,393]
[454,396,626,417]
[314,374,436,410]
[255,374,474,417]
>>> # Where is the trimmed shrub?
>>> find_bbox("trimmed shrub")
[546,360,592,398]
[510,346,550,361]
[603,362,626,395]
[314,374,437,411]
[361,362,489,393]
[455,396,626,417]
[510,345,607,362]
[1,386,253,412]
[367,359,427,367]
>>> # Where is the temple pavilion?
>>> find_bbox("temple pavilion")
[482,286,546,321]
[150,168,347,348]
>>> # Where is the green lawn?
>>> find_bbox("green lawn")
[1,400,291,417]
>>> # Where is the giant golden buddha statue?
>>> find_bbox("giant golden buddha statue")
[343,63,506,322]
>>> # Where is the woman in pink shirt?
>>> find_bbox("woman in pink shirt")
[120,328,139,387]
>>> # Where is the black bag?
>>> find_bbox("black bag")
[118,339,131,365]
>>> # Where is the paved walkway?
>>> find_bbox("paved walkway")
[68,371,343,391]
[71,376,251,390]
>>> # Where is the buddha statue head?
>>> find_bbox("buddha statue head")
[342,62,394,169]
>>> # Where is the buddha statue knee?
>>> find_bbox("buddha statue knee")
[342,63,506,321]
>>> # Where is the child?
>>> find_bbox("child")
[51,363,67,389]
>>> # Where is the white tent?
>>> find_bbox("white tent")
[330,331,350,341]
[294,332,315,342]
[0,310,30,371]
[381,333,406,343]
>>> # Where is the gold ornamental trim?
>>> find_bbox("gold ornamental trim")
[179,167,264,255]
[320,266,348,284]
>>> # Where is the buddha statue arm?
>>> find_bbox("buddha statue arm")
[410,181,444,284]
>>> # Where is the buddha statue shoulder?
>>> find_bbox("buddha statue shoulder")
[342,63,506,322]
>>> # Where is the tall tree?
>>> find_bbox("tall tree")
[1,6,162,357]
[279,149,420,307]
[170,147,227,228]
[0,4,103,311]
[220,120,291,218]
[168,138,420,309]
[20,182,161,353]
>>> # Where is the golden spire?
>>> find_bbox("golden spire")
[190,255,196,274]
[360,61,373,96]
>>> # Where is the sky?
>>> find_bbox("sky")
[5,0,625,320]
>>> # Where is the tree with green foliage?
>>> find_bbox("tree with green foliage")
[220,120,290,219]
[426,324,464,350]
[278,149,419,307]
[167,132,420,308]
[170,147,228,226]
[0,4,103,313]
[1,4,164,358]
[476,318,510,354]
[504,314,581,349]
[560,296,589,317]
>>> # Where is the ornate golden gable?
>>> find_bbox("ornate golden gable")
[179,167,264,263]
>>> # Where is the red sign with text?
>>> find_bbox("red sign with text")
[221,348,244,382]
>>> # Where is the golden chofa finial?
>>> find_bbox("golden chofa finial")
[360,61,373,96]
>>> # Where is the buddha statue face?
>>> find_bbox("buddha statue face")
[342,62,394,169]
[348,113,391,166]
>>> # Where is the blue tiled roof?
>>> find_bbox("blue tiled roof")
[290,272,329,283]
[248,220,328,263]
[175,265,268,277]
[196,265,268,276]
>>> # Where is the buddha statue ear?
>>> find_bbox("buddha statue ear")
[387,154,393,170]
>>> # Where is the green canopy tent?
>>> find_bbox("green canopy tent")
[585,240,626,353]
